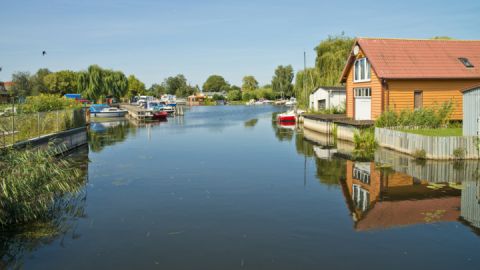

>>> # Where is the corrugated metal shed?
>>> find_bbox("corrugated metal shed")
[462,85,480,136]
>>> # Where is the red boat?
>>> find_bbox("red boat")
[277,112,296,122]
[153,111,168,120]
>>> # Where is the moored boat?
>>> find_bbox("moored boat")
[277,111,296,122]
[152,110,168,120]
[90,105,128,118]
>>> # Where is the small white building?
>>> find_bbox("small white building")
[462,85,480,136]
[309,87,346,111]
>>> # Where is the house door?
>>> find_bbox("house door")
[354,88,371,120]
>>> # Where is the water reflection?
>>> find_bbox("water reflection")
[302,128,480,233]
[0,147,89,269]
[88,119,136,152]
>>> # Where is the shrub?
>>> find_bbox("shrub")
[453,147,465,159]
[375,110,398,127]
[375,101,454,129]
[353,128,377,159]
[21,94,82,113]
[413,149,427,160]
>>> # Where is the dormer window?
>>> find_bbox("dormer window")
[354,58,371,82]
[459,57,474,68]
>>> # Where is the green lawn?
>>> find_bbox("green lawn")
[400,128,462,137]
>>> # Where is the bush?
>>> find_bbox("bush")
[453,147,465,159]
[227,90,242,101]
[375,101,454,129]
[21,94,82,113]
[353,128,377,159]
[413,149,427,160]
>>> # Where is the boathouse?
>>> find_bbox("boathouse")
[339,38,480,121]
[308,86,345,111]
[462,84,480,136]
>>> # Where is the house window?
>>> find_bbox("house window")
[459,57,474,68]
[354,87,371,97]
[414,91,423,109]
[354,58,371,82]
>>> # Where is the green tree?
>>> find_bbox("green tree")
[314,35,354,86]
[31,68,51,95]
[230,85,241,91]
[431,36,454,40]
[241,75,259,91]
[148,83,166,97]
[272,65,294,98]
[44,70,78,95]
[105,71,128,99]
[294,68,321,108]
[202,75,230,92]
[162,74,195,97]
[127,75,146,98]
[227,90,242,101]
[80,65,104,101]
[10,71,32,98]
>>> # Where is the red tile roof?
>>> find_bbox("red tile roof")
[341,38,480,82]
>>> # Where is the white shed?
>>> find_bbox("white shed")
[462,85,480,136]
[309,87,346,111]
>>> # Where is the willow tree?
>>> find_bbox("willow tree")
[315,35,354,86]
[241,76,259,91]
[294,68,321,108]
[272,65,294,98]
[77,65,129,101]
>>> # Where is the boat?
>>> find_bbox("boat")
[277,111,296,122]
[285,97,297,106]
[152,110,168,120]
[90,105,127,118]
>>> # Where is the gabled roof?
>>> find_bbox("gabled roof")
[340,38,480,82]
[313,86,345,93]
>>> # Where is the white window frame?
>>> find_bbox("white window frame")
[353,58,371,83]
[354,87,371,98]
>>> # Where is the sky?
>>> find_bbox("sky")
[1,0,479,87]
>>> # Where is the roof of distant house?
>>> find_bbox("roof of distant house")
[312,86,346,93]
[340,38,480,82]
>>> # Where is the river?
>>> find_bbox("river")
[1,105,479,269]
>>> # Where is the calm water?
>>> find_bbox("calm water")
[2,105,480,269]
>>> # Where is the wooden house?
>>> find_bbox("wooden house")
[340,38,480,120]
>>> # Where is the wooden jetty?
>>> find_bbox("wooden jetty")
[119,104,151,121]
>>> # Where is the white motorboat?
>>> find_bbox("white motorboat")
[90,105,128,118]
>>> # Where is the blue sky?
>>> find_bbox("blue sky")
[1,0,479,87]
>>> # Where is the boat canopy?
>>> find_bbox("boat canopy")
[90,104,109,112]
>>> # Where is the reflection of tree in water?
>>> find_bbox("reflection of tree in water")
[296,132,346,187]
[88,120,136,152]
[244,118,258,128]
[0,147,89,269]
[315,158,346,187]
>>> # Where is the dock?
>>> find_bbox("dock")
[119,104,151,121]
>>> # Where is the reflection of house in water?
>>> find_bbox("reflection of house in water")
[461,179,480,230]
[342,160,462,231]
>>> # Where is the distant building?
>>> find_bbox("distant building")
[308,86,345,111]
[0,81,12,103]
[203,91,227,99]
[188,93,206,106]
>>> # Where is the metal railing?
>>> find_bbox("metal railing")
[0,108,86,147]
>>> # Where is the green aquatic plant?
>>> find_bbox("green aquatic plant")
[0,146,84,227]
[353,128,377,160]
